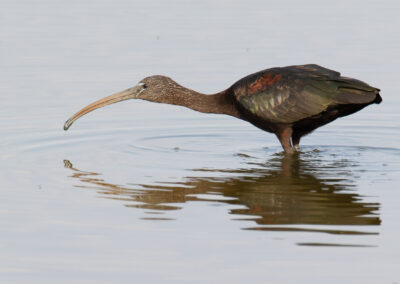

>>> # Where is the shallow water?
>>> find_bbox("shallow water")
[1,0,400,283]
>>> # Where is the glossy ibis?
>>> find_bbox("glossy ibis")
[64,64,381,153]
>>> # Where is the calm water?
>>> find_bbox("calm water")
[1,0,400,283]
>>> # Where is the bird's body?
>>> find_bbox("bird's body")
[64,64,381,153]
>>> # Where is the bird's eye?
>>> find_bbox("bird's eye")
[142,84,147,89]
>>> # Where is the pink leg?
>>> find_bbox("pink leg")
[276,127,294,154]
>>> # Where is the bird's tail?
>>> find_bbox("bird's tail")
[374,93,382,104]
[331,77,381,105]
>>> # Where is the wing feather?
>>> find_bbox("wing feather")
[232,64,380,124]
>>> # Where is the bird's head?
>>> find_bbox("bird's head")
[63,75,175,130]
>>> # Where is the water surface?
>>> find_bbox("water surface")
[1,0,400,283]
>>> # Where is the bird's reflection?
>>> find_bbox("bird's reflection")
[64,153,380,235]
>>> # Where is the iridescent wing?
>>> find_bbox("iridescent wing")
[232,64,379,124]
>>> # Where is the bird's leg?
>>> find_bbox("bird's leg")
[292,133,301,151]
[276,127,294,154]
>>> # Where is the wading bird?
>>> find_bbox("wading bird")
[64,64,381,153]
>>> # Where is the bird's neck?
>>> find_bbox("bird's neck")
[165,84,241,118]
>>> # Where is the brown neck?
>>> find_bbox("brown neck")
[164,85,241,118]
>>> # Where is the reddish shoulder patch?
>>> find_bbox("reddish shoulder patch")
[248,73,282,94]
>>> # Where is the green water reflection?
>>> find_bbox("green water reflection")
[64,154,380,236]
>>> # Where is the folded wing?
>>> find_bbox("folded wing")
[232,64,380,124]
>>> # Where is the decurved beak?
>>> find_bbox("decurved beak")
[64,83,145,130]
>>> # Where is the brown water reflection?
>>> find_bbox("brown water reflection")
[64,154,380,236]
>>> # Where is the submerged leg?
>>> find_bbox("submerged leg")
[292,133,301,151]
[276,127,294,154]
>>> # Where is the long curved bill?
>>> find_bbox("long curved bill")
[64,83,145,130]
